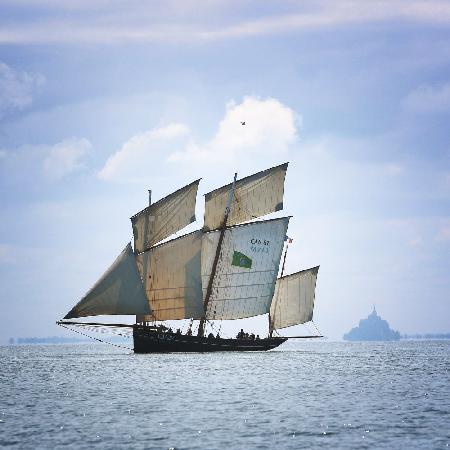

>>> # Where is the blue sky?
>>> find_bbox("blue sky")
[0,0,449,342]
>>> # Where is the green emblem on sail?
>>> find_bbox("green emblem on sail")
[232,251,252,269]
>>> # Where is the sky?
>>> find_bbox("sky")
[0,0,449,343]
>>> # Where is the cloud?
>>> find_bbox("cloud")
[0,137,91,185]
[1,0,450,44]
[0,62,44,119]
[169,96,298,163]
[43,138,92,180]
[97,97,297,184]
[98,123,189,182]
[403,82,450,113]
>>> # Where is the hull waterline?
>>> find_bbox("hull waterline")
[133,325,287,353]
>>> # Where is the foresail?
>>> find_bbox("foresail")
[203,163,288,231]
[202,217,290,320]
[64,243,150,319]
[131,179,200,253]
[136,231,204,321]
[270,266,319,330]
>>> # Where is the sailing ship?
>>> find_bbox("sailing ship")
[57,163,321,352]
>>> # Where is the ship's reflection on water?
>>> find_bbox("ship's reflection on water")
[1,341,449,449]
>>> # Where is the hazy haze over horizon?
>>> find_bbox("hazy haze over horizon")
[0,0,449,343]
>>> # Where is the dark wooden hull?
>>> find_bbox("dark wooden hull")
[133,326,287,353]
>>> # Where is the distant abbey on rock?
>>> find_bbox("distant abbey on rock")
[343,307,400,341]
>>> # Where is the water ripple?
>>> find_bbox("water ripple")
[0,341,449,449]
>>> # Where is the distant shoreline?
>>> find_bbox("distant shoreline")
[7,336,130,345]
[401,333,450,340]
[5,335,450,345]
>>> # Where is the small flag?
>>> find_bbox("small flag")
[231,251,252,269]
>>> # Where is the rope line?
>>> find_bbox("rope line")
[311,320,322,336]
[57,323,134,351]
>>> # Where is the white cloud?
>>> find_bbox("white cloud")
[0,62,44,118]
[98,123,189,182]
[1,0,449,44]
[0,137,91,185]
[97,97,297,183]
[403,82,450,113]
[169,96,298,163]
[43,138,92,180]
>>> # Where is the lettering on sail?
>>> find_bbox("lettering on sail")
[250,237,270,254]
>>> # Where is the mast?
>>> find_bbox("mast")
[269,239,289,336]
[197,172,237,337]
[280,241,289,278]
[136,189,152,326]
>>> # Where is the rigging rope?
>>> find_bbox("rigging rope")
[57,323,134,351]
[311,320,322,336]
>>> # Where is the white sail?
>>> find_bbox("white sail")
[203,163,288,231]
[136,231,204,321]
[270,266,319,330]
[64,243,150,319]
[202,217,290,320]
[131,179,200,253]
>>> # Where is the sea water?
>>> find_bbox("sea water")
[0,341,449,449]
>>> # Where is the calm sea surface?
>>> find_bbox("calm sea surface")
[0,340,449,449]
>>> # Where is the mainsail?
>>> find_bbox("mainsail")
[135,231,204,321]
[64,243,150,319]
[201,217,290,320]
[203,163,288,231]
[131,179,200,253]
[269,266,319,330]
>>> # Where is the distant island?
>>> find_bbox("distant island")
[344,307,400,341]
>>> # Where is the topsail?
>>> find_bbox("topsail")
[131,179,200,253]
[201,217,290,320]
[270,266,319,330]
[203,163,288,231]
[64,243,150,319]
